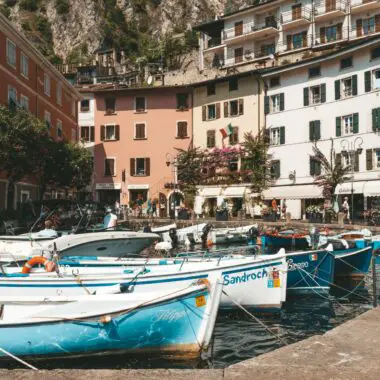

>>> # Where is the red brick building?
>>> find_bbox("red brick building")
[0,13,81,209]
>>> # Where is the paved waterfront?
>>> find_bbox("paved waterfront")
[1,307,379,379]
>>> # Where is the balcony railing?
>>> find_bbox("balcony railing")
[350,24,380,38]
[313,26,349,46]
[281,7,312,24]
[223,18,279,41]
[224,46,277,66]
[205,37,223,49]
[314,0,347,15]
[351,0,379,7]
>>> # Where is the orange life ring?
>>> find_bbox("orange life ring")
[22,256,56,274]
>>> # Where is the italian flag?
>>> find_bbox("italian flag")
[220,123,233,139]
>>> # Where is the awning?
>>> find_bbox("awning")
[364,181,380,197]
[334,182,366,195]
[263,184,323,200]
[197,187,222,198]
[222,186,246,198]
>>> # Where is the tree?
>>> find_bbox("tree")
[241,130,273,193]
[311,143,352,200]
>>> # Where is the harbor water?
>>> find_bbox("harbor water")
[0,248,378,370]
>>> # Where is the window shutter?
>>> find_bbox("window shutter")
[276,161,281,178]
[373,108,380,131]
[310,158,315,176]
[145,158,151,176]
[320,27,326,44]
[100,125,105,141]
[353,112,359,134]
[366,149,373,171]
[356,19,362,37]
[90,126,95,142]
[216,103,221,119]
[315,120,321,140]
[130,158,135,176]
[320,84,326,103]
[287,35,292,50]
[365,71,371,93]
[280,93,285,111]
[336,153,342,167]
[115,124,120,140]
[352,75,358,96]
[224,101,229,117]
[336,117,341,137]
[202,106,206,121]
[376,14,380,32]
[302,31,307,47]
[264,128,271,144]
[279,126,285,144]
[303,87,309,106]
[309,120,315,141]
[337,23,343,39]
[264,96,270,114]
[238,99,244,115]
[335,80,341,100]
[354,151,359,172]
[316,161,321,176]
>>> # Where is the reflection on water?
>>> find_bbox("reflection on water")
[0,260,377,370]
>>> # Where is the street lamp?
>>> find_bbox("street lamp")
[166,153,178,220]
[340,137,363,223]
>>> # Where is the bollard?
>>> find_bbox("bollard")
[372,246,377,308]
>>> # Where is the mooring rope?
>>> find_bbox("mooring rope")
[0,347,38,371]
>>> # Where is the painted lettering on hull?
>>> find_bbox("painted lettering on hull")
[223,269,268,286]
[287,258,309,271]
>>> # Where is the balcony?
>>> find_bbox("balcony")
[313,26,349,47]
[351,0,380,13]
[314,0,347,21]
[224,46,277,67]
[281,7,312,30]
[222,18,279,44]
[204,37,224,52]
[350,23,380,39]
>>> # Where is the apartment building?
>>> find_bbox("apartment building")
[262,36,380,219]
[0,14,80,209]
[196,0,380,70]
[93,86,192,215]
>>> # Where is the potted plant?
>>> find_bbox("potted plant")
[215,203,228,221]
[306,205,323,223]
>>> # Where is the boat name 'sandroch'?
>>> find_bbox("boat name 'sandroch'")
[223,269,268,286]
[287,259,309,272]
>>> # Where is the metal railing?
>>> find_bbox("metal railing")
[281,7,312,23]
[314,0,348,14]
[224,46,277,66]
[223,18,279,41]
[205,37,223,49]
[350,0,378,7]
[313,26,350,46]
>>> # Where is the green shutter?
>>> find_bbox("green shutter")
[310,158,315,176]
[280,93,285,111]
[373,108,380,131]
[354,151,359,172]
[315,120,321,140]
[335,80,341,100]
[352,75,358,96]
[336,116,341,137]
[336,153,342,167]
[309,120,314,141]
[276,161,281,178]
[353,112,359,134]
[280,126,285,144]
[264,96,270,114]
[320,84,326,103]
[365,71,371,92]
[316,161,321,176]
[366,149,373,171]
[304,87,309,106]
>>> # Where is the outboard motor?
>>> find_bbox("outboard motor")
[247,226,260,245]
[201,224,212,249]
[169,228,178,249]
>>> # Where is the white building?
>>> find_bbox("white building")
[197,0,380,70]
[262,36,380,219]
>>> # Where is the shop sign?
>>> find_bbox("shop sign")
[96,183,121,190]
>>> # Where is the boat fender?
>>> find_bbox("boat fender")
[207,239,213,247]
[21,256,56,274]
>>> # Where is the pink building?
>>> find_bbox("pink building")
[94,86,192,216]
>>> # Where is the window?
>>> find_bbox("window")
[372,108,380,131]
[207,83,216,96]
[80,126,95,142]
[363,17,375,35]
[207,104,216,120]
[310,85,321,104]
[374,69,380,89]
[44,111,51,129]
[176,93,188,110]
[130,158,150,176]
[106,125,116,140]
[57,120,63,139]
[228,159,238,171]
[224,99,244,117]
[309,66,321,78]
[234,47,243,64]
[20,95,29,111]
[310,158,321,176]
[292,4,302,20]
[229,78,238,91]
[340,56,353,70]
[44,74,51,96]
[177,121,188,138]
[270,127,285,145]
[104,158,115,176]
[229,127,239,145]
[135,123,146,139]
[335,75,357,99]
[100,124,120,141]
[20,190,30,204]
[269,76,280,88]
[20,53,29,78]
[342,77,353,97]
[6,39,16,67]
[292,32,304,49]
[343,115,353,135]
[229,100,239,116]
[135,96,146,112]
[105,97,116,114]
[271,94,281,112]
[270,160,281,179]
[81,99,90,112]
[56,84,62,105]
[264,93,284,114]
[7,86,17,109]
[309,120,321,141]
[203,103,220,121]
[371,47,380,60]
[71,100,76,117]
[326,25,338,42]
[207,130,216,148]
[375,150,380,169]
[336,113,359,136]
[304,84,326,106]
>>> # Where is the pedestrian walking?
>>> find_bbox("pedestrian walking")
[152,199,157,217]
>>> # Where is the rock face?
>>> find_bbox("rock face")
[1,0,246,61]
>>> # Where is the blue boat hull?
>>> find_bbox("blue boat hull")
[333,246,372,280]
[285,250,335,295]
[261,235,310,251]
[0,289,210,359]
